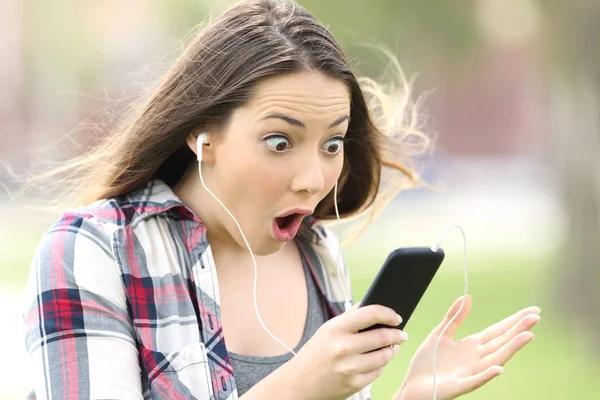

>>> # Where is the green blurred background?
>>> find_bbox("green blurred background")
[2,0,599,398]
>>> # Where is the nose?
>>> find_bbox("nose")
[290,153,325,196]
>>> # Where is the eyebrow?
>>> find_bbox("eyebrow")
[260,113,350,129]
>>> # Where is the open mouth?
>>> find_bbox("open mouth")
[276,214,298,230]
[272,213,304,242]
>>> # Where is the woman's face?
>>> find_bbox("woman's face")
[198,70,350,255]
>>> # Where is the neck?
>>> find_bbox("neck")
[172,161,247,257]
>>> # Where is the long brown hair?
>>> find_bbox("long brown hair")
[31,0,431,226]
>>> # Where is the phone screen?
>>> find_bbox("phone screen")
[358,247,445,332]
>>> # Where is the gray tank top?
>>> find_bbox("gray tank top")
[228,251,328,396]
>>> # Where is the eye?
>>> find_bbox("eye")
[264,134,292,153]
[321,136,344,155]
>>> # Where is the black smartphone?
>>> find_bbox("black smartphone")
[358,247,445,332]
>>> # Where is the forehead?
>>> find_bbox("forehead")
[244,71,351,120]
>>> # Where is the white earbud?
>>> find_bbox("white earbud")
[197,133,208,162]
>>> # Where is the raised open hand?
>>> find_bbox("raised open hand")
[394,295,541,400]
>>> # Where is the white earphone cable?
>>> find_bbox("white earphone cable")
[196,135,297,356]
[332,180,353,312]
[430,224,468,400]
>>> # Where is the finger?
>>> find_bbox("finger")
[431,295,472,338]
[350,327,408,354]
[482,330,535,369]
[351,344,398,374]
[479,306,541,344]
[334,304,402,333]
[480,314,540,357]
[354,367,385,392]
[456,365,504,395]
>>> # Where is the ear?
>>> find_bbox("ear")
[186,133,215,163]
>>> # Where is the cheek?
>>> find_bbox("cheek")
[217,149,290,204]
[245,162,288,199]
[322,155,344,193]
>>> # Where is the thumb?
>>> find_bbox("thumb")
[431,294,472,338]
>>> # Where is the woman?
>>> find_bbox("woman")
[23,0,540,399]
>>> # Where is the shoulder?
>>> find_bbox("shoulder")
[27,184,152,288]
[29,204,120,292]
[24,191,162,306]
[37,205,116,259]
[31,198,126,267]
[46,178,190,237]
[24,204,129,320]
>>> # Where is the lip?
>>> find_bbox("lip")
[275,207,314,218]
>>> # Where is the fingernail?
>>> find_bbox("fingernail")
[392,344,399,353]
[530,334,536,341]
[400,331,409,341]
[396,314,402,324]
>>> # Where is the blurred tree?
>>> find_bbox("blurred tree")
[544,0,600,342]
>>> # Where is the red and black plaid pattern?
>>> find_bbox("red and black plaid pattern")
[23,179,371,400]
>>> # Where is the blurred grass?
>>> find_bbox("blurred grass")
[0,225,44,287]
[3,229,600,399]
[346,250,600,400]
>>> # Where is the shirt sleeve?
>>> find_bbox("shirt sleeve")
[23,212,143,400]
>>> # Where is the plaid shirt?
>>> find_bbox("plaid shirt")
[23,179,372,400]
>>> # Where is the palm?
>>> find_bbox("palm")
[398,296,541,400]
[412,333,480,383]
